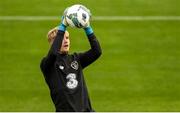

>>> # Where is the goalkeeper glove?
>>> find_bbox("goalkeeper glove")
[84,22,93,36]
[58,16,68,32]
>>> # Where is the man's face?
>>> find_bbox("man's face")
[60,31,70,54]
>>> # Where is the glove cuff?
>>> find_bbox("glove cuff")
[84,26,93,36]
[58,23,66,32]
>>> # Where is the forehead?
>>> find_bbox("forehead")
[65,31,69,37]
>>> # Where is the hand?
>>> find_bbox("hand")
[61,16,68,27]
[83,7,91,28]
[59,16,68,31]
[61,7,69,26]
[83,23,93,35]
[83,21,90,28]
[58,8,69,31]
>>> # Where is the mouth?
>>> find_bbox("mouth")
[64,44,69,48]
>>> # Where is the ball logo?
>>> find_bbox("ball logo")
[71,61,78,70]
[82,13,87,22]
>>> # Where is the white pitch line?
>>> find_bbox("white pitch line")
[0,16,180,21]
[94,16,180,21]
[0,16,58,21]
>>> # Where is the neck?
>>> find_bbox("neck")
[60,51,68,55]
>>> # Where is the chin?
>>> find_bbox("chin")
[61,50,69,54]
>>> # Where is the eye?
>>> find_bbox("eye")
[66,36,69,39]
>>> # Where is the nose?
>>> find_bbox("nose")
[64,39,68,43]
[64,40,69,45]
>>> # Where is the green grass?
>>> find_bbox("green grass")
[1,0,180,16]
[0,0,180,111]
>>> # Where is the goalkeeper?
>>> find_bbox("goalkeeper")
[40,15,102,112]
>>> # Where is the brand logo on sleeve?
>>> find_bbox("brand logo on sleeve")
[71,61,78,70]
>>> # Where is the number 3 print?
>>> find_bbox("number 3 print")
[66,73,78,89]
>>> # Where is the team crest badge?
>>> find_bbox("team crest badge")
[71,61,78,70]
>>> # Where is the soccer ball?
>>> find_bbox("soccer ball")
[64,4,91,28]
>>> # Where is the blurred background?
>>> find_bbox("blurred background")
[0,0,180,111]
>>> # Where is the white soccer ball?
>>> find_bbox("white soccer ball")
[64,4,91,28]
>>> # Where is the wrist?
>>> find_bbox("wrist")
[58,23,66,32]
[84,26,93,36]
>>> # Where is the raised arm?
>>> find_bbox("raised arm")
[40,23,67,71]
[78,26,102,68]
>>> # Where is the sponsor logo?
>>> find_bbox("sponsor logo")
[66,73,78,89]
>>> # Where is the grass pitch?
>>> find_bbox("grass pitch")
[0,0,180,111]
